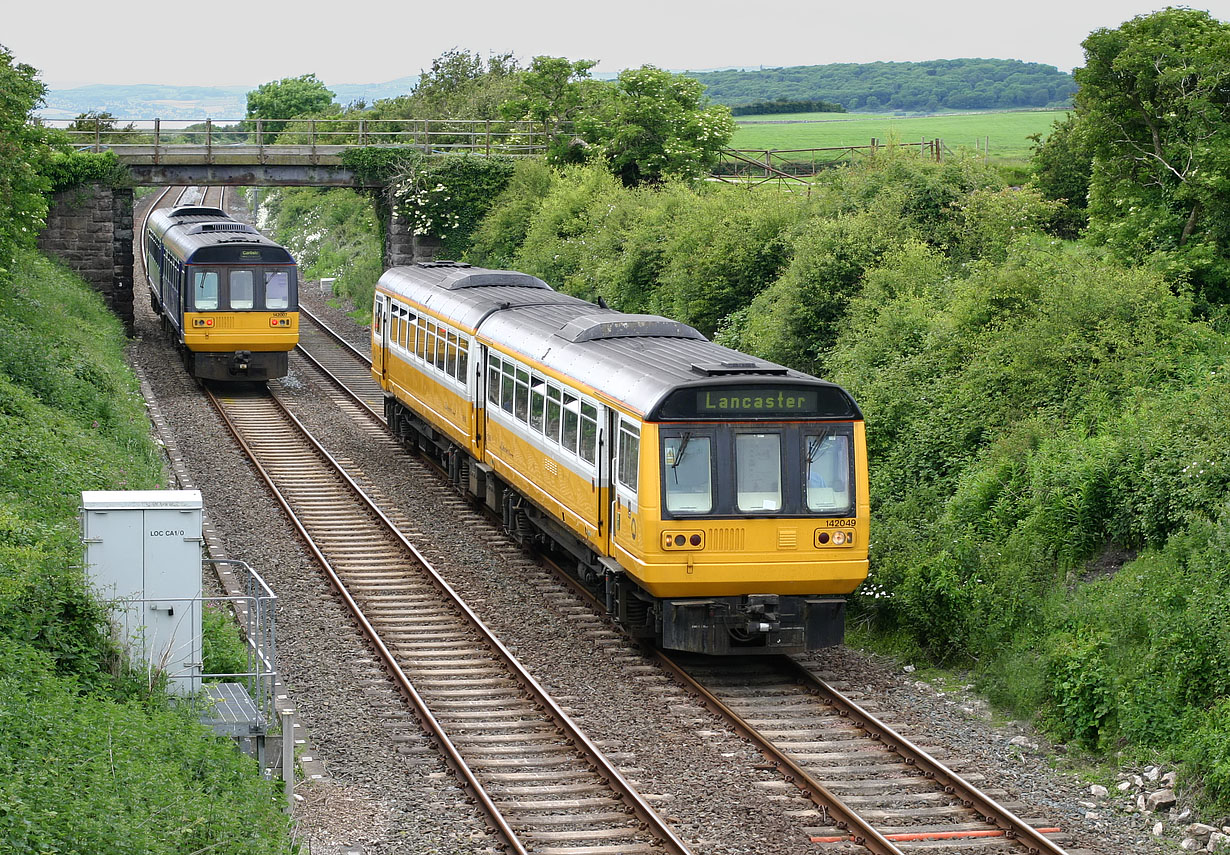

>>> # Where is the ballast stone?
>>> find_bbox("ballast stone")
[1147,789,1177,812]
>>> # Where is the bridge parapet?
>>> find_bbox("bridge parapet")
[49,117,553,185]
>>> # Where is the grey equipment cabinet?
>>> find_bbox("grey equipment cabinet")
[81,490,204,694]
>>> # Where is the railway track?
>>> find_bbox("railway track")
[203,381,692,855]
[288,303,1080,855]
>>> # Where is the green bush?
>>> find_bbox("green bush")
[0,248,292,850]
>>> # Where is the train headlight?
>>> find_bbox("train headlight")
[815,526,856,548]
[192,318,214,328]
[662,531,704,550]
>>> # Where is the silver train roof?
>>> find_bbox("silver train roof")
[377,262,858,419]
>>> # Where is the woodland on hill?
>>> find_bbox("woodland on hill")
[687,58,1077,112]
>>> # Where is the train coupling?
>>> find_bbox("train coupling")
[661,594,847,655]
[230,351,252,375]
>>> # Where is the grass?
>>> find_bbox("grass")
[731,109,1067,161]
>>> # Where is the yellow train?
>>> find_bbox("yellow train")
[372,261,868,655]
[145,205,299,381]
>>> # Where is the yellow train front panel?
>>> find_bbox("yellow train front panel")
[614,421,870,599]
[183,311,298,353]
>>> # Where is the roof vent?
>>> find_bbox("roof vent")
[689,361,789,376]
[185,222,258,235]
[556,314,707,343]
[168,206,227,219]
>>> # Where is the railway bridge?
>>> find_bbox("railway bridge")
[38,115,936,331]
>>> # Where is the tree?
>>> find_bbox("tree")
[0,43,50,285]
[245,73,336,143]
[500,56,604,162]
[410,49,520,119]
[1029,112,1093,238]
[575,66,735,186]
[1076,8,1230,301]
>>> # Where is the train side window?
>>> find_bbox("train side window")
[529,375,546,433]
[415,318,427,361]
[407,315,417,354]
[579,402,598,464]
[545,386,562,443]
[663,434,713,513]
[562,393,579,454]
[400,309,410,350]
[265,270,290,309]
[193,270,219,310]
[372,295,383,332]
[426,322,438,367]
[617,420,640,491]
[445,331,458,377]
[456,339,468,383]
[500,360,515,413]
[487,356,501,406]
[435,327,448,371]
[514,368,529,422]
[736,433,783,512]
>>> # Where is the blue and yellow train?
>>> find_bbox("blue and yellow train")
[372,261,868,655]
[145,205,299,381]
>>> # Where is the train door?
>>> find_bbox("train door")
[371,294,387,381]
[471,340,485,456]
[595,406,611,543]
[612,414,641,557]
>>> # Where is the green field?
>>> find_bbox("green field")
[731,109,1068,160]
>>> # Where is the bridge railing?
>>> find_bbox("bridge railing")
[43,116,555,161]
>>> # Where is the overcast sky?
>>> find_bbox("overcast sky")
[6,0,1229,89]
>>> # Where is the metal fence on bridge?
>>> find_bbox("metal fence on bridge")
[45,116,556,163]
[44,116,947,183]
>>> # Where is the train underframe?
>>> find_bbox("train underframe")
[386,396,846,656]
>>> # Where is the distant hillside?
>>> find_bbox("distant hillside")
[39,75,420,121]
[688,59,1076,113]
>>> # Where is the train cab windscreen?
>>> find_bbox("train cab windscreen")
[659,422,854,519]
[188,266,298,311]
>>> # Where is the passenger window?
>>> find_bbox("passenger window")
[265,270,290,309]
[617,421,640,491]
[579,402,598,464]
[487,357,501,405]
[407,314,417,353]
[456,340,468,382]
[426,323,438,366]
[530,375,546,433]
[514,369,529,422]
[194,270,219,310]
[500,361,515,413]
[561,393,579,453]
[372,296,383,332]
[663,434,712,513]
[445,331,457,376]
[545,386,562,443]
[415,319,427,360]
[805,432,852,513]
[736,433,782,512]
[435,327,448,371]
